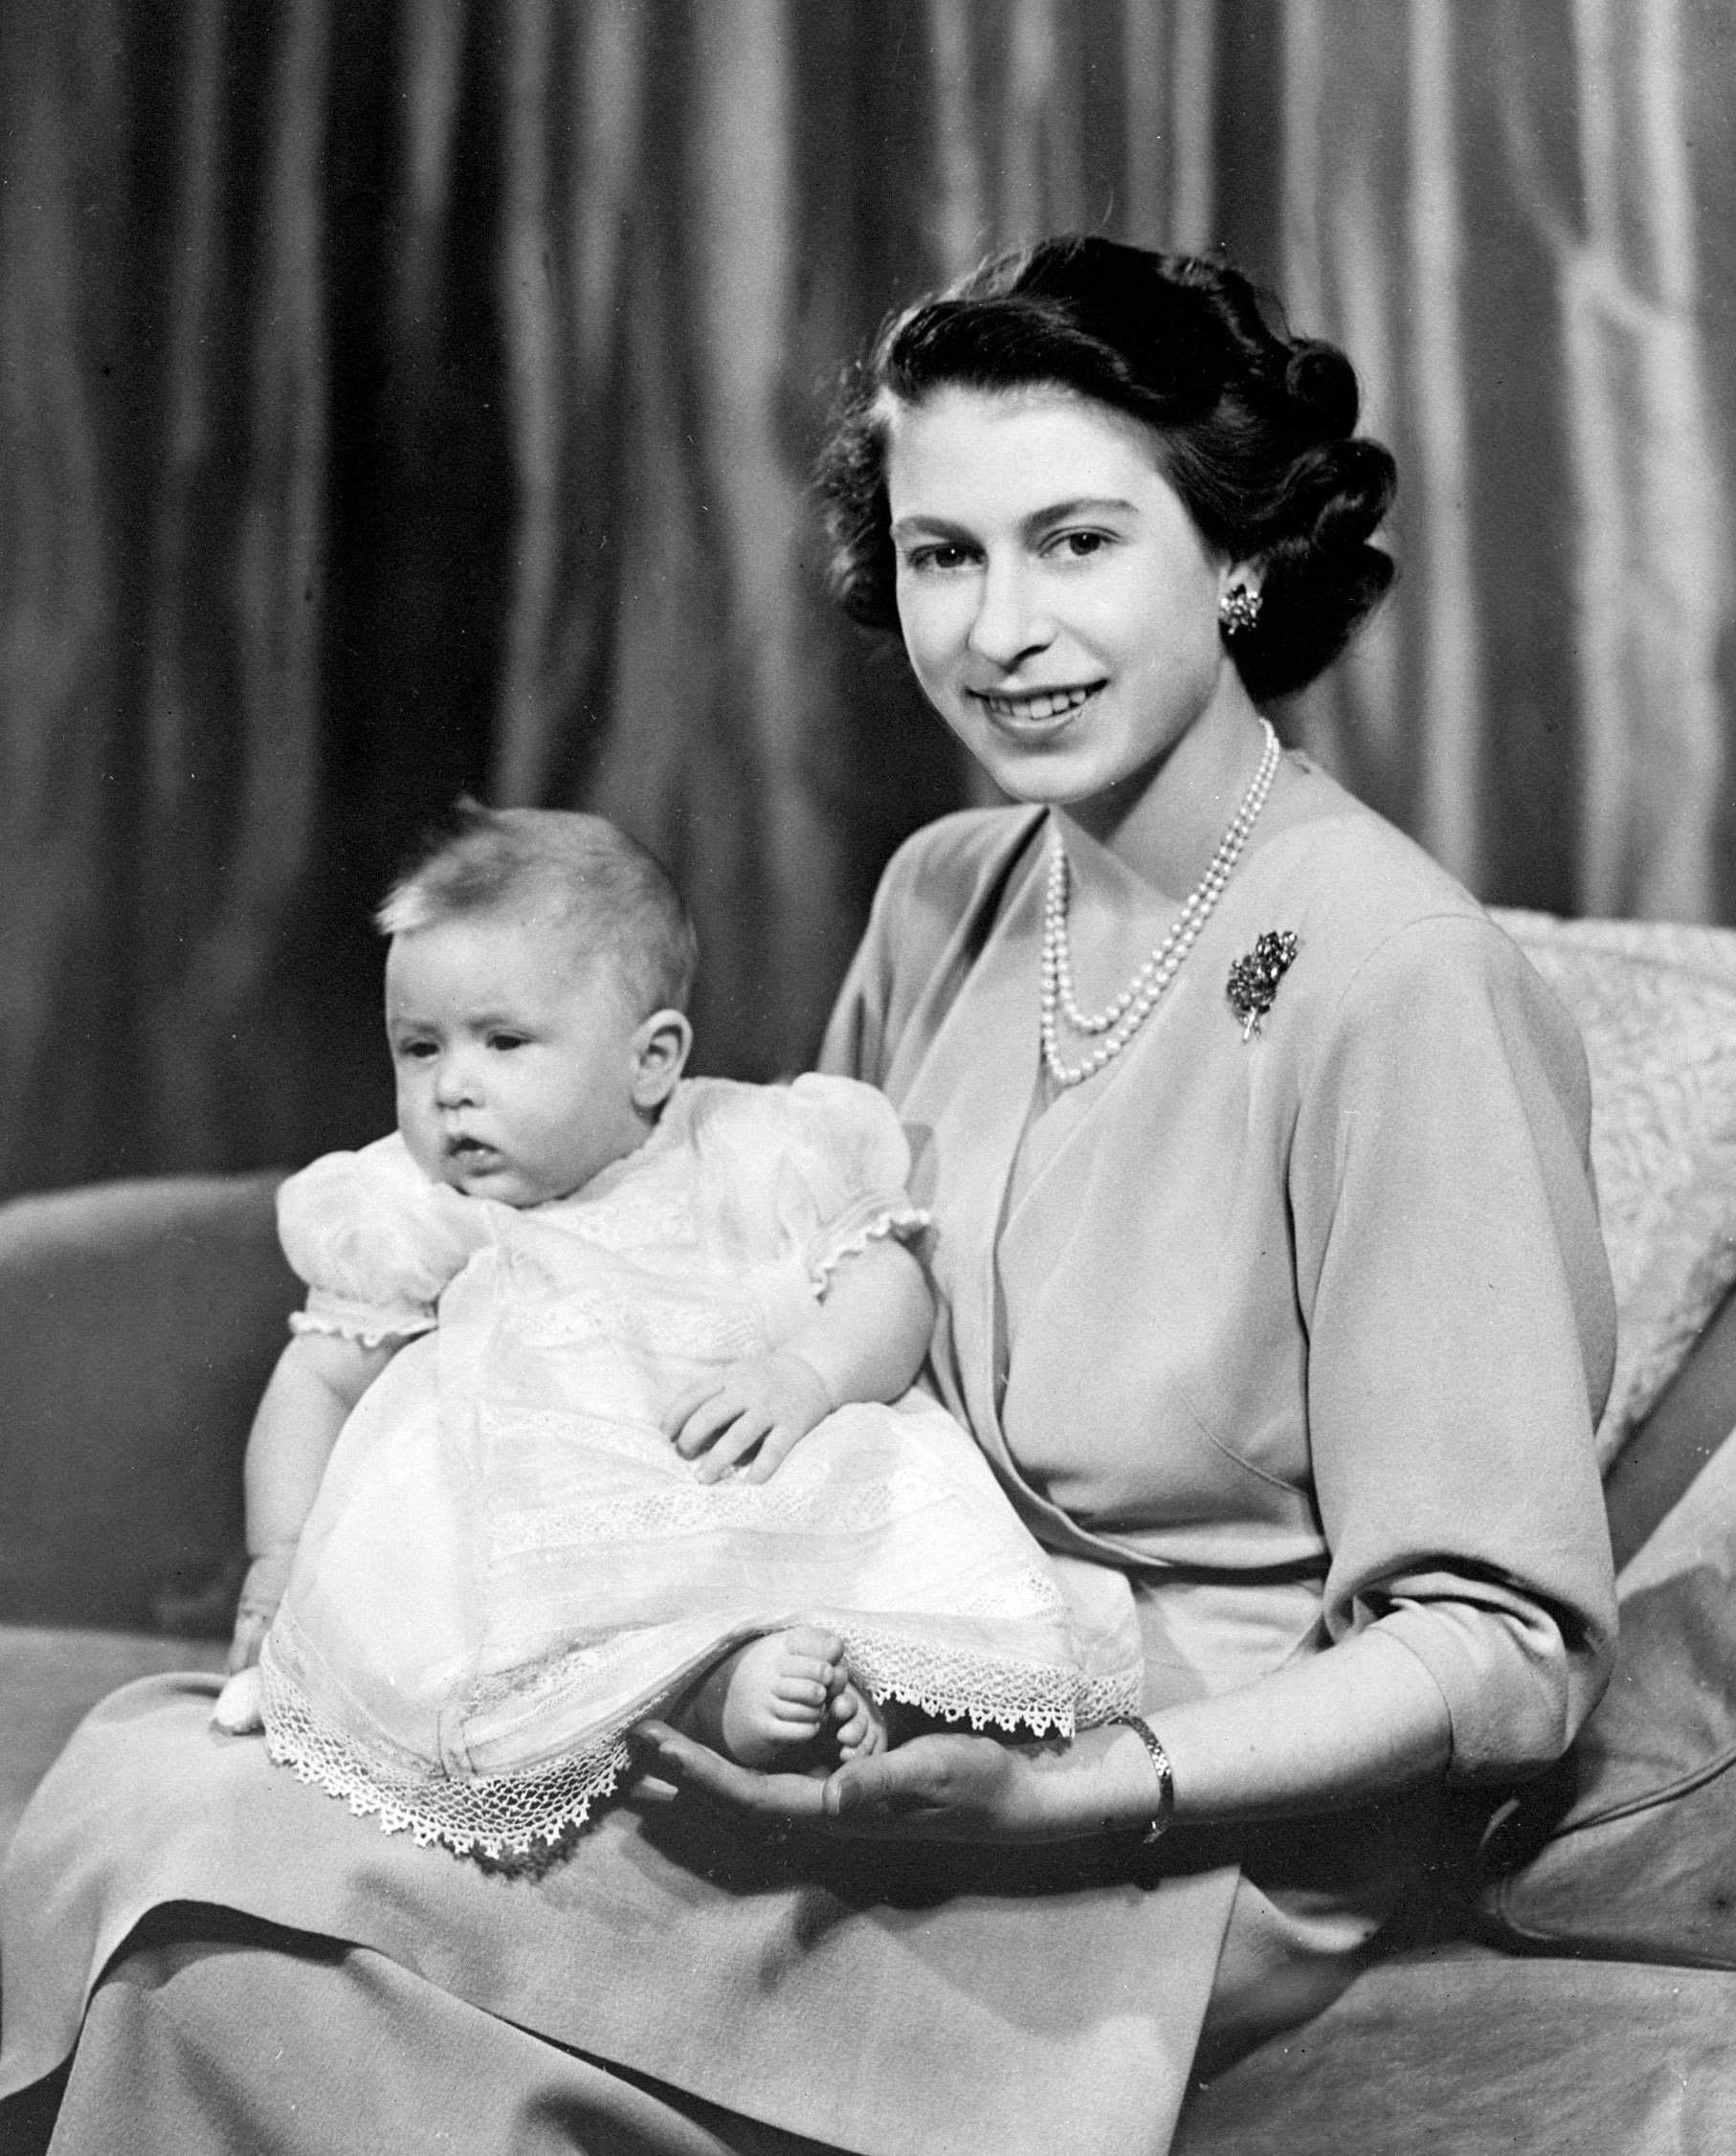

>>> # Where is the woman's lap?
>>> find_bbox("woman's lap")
[23,1912,841,2156]
[1,1678,1242,2153]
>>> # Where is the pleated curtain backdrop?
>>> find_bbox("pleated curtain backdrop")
[1278,0,1736,925]
[2,0,1732,1202]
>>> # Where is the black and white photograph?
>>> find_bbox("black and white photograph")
[2,4,1734,2149]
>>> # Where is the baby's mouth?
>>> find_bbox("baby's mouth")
[445,1134,500,1167]
[975,683,1101,724]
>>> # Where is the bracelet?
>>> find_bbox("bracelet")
[1108,1712,1175,1845]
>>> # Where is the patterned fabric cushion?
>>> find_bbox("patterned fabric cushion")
[1493,910,1736,1466]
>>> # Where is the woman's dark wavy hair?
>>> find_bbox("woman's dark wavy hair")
[816,235,1396,702]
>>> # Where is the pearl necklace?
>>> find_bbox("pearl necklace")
[1039,718,1281,1090]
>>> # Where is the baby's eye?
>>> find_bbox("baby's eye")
[395,1039,438,1061]
[486,1031,528,1053]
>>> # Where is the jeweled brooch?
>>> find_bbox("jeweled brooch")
[1227,931,1299,1039]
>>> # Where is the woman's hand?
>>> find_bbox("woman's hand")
[633,1718,1162,1843]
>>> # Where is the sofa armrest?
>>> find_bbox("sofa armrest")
[1604,1277,1736,1571]
[0,1173,298,1630]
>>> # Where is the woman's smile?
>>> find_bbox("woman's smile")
[973,682,1103,726]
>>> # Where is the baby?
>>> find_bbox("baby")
[216,806,1139,1861]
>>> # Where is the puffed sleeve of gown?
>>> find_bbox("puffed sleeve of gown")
[1293,913,1618,1783]
[277,1134,488,1345]
[771,1074,933,1289]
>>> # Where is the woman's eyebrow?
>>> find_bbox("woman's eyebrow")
[888,513,970,541]
[890,496,1139,542]
[1022,496,1138,531]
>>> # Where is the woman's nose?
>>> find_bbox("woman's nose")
[966,556,1051,669]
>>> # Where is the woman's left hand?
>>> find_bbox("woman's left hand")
[631,1719,1149,1843]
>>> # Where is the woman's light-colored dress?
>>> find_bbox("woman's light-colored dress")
[258,1076,1139,1857]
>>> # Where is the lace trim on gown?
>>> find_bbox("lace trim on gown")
[258,1643,633,1860]
[257,1609,1136,1861]
[289,1298,435,1349]
[808,1204,933,1292]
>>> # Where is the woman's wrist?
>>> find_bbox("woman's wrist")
[1105,1713,1174,1842]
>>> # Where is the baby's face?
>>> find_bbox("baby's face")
[386,913,653,1207]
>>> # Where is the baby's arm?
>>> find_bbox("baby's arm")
[664,1236,933,1483]
[227,1330,397,1676]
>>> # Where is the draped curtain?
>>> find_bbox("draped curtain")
[1280,0,1736,925]
[3,0,1732,1203]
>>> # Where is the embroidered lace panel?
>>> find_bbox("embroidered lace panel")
[510,1290,762,1361]
[549,1186,698,1251]
[489,1466,961,1560]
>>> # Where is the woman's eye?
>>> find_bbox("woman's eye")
[1049,529,1111,561]
[903,542,975,575]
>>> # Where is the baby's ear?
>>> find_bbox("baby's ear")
[632,1008,692,1110]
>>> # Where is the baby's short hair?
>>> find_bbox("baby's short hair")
[378,803,699,1014]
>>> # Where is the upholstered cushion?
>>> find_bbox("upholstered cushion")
[1476,1406,1736,1968]
[1176,1941,1736,2154]
[0,1172,296,1630]
[1493,910,1736,1466]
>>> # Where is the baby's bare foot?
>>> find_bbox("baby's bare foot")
[831,1678,889,1762]
[689,1626,848,1770]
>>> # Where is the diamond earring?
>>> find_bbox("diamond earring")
[1218,584,1262,635]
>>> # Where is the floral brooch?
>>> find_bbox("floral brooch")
[1227,931,1299,1039]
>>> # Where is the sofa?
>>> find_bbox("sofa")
[4,910,1736,2153]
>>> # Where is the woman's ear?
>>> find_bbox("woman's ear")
[630,1009,693,1111]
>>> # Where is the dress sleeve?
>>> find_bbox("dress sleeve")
[1293,915,1619,1783]
[774,1075,932,1291]
[277,1135,486,1346]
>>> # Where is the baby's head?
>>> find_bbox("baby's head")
[377,804,697,1207]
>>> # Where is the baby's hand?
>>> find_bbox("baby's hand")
[225,1550,293,1678]
[663,1352,833,1483]
[211,1665,264,1735]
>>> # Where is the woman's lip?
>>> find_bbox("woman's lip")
[969,682,1103,727]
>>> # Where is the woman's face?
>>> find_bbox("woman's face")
[883,385,1238,813]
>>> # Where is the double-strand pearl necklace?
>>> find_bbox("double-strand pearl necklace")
[1039,718,1281,1090]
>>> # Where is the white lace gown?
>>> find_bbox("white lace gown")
[258,1075,1141,1857]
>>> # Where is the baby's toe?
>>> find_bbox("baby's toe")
[833,1684,889,1760]
[782,1625,847,1669]
[771,1672,831,1709]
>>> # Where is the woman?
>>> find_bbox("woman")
[0,237,1615,2155]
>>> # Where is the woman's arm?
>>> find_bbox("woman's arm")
[634,1625,1449,1839]
[664,1237,933,1482]
[834,1626,1450,1836]
[228,1329,397,1674]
